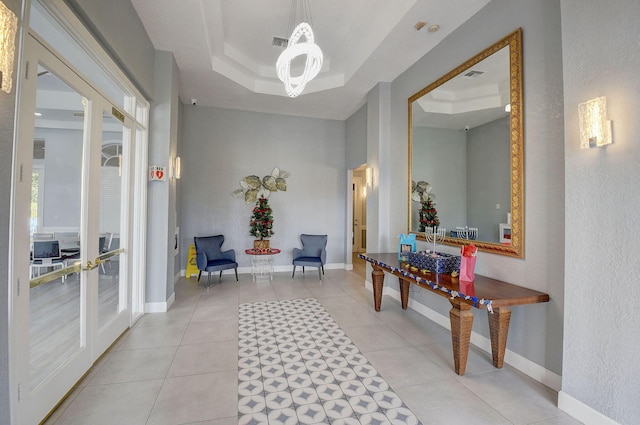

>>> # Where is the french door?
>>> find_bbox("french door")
[12,34,134,424]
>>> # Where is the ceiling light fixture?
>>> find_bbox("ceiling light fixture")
[276,0,323,98]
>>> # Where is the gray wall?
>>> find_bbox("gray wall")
[561,0,640,423]
[146,50,180,304]
[34,128,82,229]
[411,126,467,233]
[467,117,511,242]
[411,117,509,242]
[345,104,367,170]
[385,0,565,374]
[180,106,347,270]
[63,0,155,100]
[175,101,184,277]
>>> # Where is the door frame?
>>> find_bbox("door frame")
[13,34,99,424]
[9,4,149,422]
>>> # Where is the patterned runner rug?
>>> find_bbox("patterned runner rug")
[237,298,422,424]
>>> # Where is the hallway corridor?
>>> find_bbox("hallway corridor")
[43,269,580,425]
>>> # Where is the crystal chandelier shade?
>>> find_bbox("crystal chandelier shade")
[276,0,323,98]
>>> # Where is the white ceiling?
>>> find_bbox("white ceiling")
[130,0,491,120]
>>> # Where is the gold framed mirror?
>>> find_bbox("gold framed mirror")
[408,28,523,257]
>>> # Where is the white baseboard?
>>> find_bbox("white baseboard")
[365,279,562,392]
[144,291,175,313]
[558,391,620,425]
[180,262,349,278]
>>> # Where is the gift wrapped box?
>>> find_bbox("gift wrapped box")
[401,251,461,274]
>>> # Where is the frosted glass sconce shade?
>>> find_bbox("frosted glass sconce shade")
[579,96,612,149]
[0,1,18,93]
[172,156,181,179]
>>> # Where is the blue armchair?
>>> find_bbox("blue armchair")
[194,235,238,286]
[292,234,327,281]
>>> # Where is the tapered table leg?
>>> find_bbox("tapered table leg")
[399,278,410,310]
[449,300,474,375]
[488,306,511,368]
[372,264,385,312]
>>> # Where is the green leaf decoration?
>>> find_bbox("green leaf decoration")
[412,180,436,203]
[244,175,262,189]
[262,175,277,191]
[257,187,270,199]
[245,189,258,204]
[234,168,291,201]
[276,177,287,191]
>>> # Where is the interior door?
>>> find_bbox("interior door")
[353,175,367,253]
[11,34,131,424]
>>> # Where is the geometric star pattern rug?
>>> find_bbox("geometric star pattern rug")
[237,298,423,425]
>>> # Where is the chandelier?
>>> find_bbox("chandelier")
[276,0,323,98]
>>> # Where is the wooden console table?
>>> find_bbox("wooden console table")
[359,253,549,375]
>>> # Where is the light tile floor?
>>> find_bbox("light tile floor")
[44,269,582,425]
[237,298,421,424]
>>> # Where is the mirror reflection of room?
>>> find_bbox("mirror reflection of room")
[408,27,523,258]
[411,47,510,243]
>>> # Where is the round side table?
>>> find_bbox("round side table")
[245,248,281,281]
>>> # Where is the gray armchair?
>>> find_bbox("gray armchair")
[194,235,238,287]
[292,234,327,281]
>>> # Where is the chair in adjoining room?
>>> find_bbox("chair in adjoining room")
[194,235,238,287]
[30,239,65,280]
[292,234,327,281]
[97,235,107,273]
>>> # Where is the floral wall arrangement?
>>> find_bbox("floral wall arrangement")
[233,167,290,204]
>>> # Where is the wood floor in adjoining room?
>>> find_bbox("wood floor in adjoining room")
[30,261,120,390]
[42,268,582,425]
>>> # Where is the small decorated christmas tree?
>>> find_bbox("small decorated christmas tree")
[249,197,274,245]
[419,197,440,232]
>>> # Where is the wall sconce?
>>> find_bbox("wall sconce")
[579,96,612,149]
[171,156,181,179]
[0,1,18,94]
[365,167,372,188]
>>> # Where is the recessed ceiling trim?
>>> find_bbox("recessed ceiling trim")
[211,53,344,97]
[223,43,261,75]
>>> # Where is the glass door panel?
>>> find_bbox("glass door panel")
[97,112,127,329]
[29,65,85,390]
